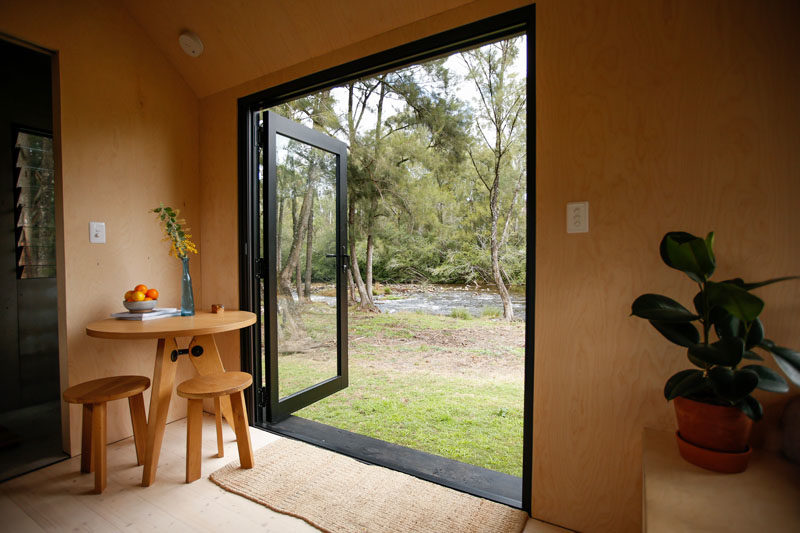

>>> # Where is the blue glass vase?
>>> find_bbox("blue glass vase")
[180,255,195,316]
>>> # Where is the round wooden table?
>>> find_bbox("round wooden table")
[86,311,256,486]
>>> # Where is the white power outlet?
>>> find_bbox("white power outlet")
[89,221,106,243]
[566,202,589,233]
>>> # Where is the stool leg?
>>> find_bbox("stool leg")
[214,397,224,458]
[229,391,253,469]
[92,402,107,494]
[81,404,94,473]
[186,399,203,483]
[128,393,147,466]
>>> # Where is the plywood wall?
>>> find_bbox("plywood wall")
[533,0,800,531]
[0,0,202,455]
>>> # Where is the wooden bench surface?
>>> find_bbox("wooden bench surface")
[63,375,150,404]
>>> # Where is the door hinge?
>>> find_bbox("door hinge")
[256,385,267,407]
[257,124,265,147]
[255,257,265,279]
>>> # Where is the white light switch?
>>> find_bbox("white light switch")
[566,202,589,233]
[89,221,106,243]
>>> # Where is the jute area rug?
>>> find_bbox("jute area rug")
[210,438,528,533]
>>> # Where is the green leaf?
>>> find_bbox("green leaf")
[688,337,744,367]
[706,281,764,323]
[737,395,764,421]
[660,232,715,282]
[631,294,700,322]
[708,367,758,403]
[649,320,700,348]
[659,232,697,266]
[742,350,764,361]
[687,352,707,368]
[705,232,716,265]
[692,291,704,316]
[711,307,739,340]
[664,369,707,400]
[724,276,800,291]
[746,318,764,349]
[741,364,789,393]
[760,340,800,387]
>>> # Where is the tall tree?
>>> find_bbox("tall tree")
[461,38,526,320]
[345,81,380,311]
[302,192,314,302]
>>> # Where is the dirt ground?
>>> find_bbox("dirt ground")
[348,319,525,381]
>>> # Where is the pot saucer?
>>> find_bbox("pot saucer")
[676,431,751,473]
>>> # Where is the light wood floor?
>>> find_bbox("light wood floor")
[0,415,566,532]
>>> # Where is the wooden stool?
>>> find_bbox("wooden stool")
[176,371,254,483]
[63,375,150,493]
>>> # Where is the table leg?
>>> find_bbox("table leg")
[188,334,234,429]
[142,337,178,486]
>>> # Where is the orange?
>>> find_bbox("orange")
[131,290,146,302]
[124,290,134,301]
[143,297,153,301]
[134,284,148,293]
[145,288,159,300]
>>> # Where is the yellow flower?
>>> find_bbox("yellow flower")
[151,204,198,259]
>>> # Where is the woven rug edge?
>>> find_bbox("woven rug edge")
[209,466,334,533]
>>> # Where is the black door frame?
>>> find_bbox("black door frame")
[238,4,535,512]
[262,110,349,422]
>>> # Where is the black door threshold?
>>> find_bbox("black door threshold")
[256,416,523,509]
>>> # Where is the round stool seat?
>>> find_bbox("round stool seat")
[177,371,253,400]
[63,375,150,404]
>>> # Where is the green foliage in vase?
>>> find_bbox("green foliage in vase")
[631,231,800,420]
[151,204,198,259]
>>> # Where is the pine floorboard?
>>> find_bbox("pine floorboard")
[1,414,562,532]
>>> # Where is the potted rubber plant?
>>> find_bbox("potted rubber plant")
[631,231,800,472]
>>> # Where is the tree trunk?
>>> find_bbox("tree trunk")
[348,202,378,312]
[303,193,314,302]
[347,268,357,304]
[366,233,374,298]
[490,179,514,321]
[276,167,317,339]
[290,196,298,297]
[277,198,283,273]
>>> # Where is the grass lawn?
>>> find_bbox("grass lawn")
[274,308,525,477]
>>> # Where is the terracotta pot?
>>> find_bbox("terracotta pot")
[674,396,753,452]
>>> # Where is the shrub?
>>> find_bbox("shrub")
[383,287,392,295]
[449,308,472,320]
[481,307,502,318]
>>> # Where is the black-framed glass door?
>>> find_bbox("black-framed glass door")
[239,5,534,512]
[261,111,349,422]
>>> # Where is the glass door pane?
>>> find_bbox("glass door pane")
[264,111,348,421]
[275,133,338,398]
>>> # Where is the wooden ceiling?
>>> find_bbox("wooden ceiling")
[121,0,474,98]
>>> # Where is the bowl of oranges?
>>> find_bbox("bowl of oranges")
[123,284,159,312]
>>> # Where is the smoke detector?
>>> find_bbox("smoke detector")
[178,31,204,57]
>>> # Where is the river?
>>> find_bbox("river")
[302,284,526,320]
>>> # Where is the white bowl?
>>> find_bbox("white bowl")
[123,299,158,312]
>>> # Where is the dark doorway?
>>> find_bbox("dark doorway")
[0,38,65,481]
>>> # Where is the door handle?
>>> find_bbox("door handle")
[326,250,350,271]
